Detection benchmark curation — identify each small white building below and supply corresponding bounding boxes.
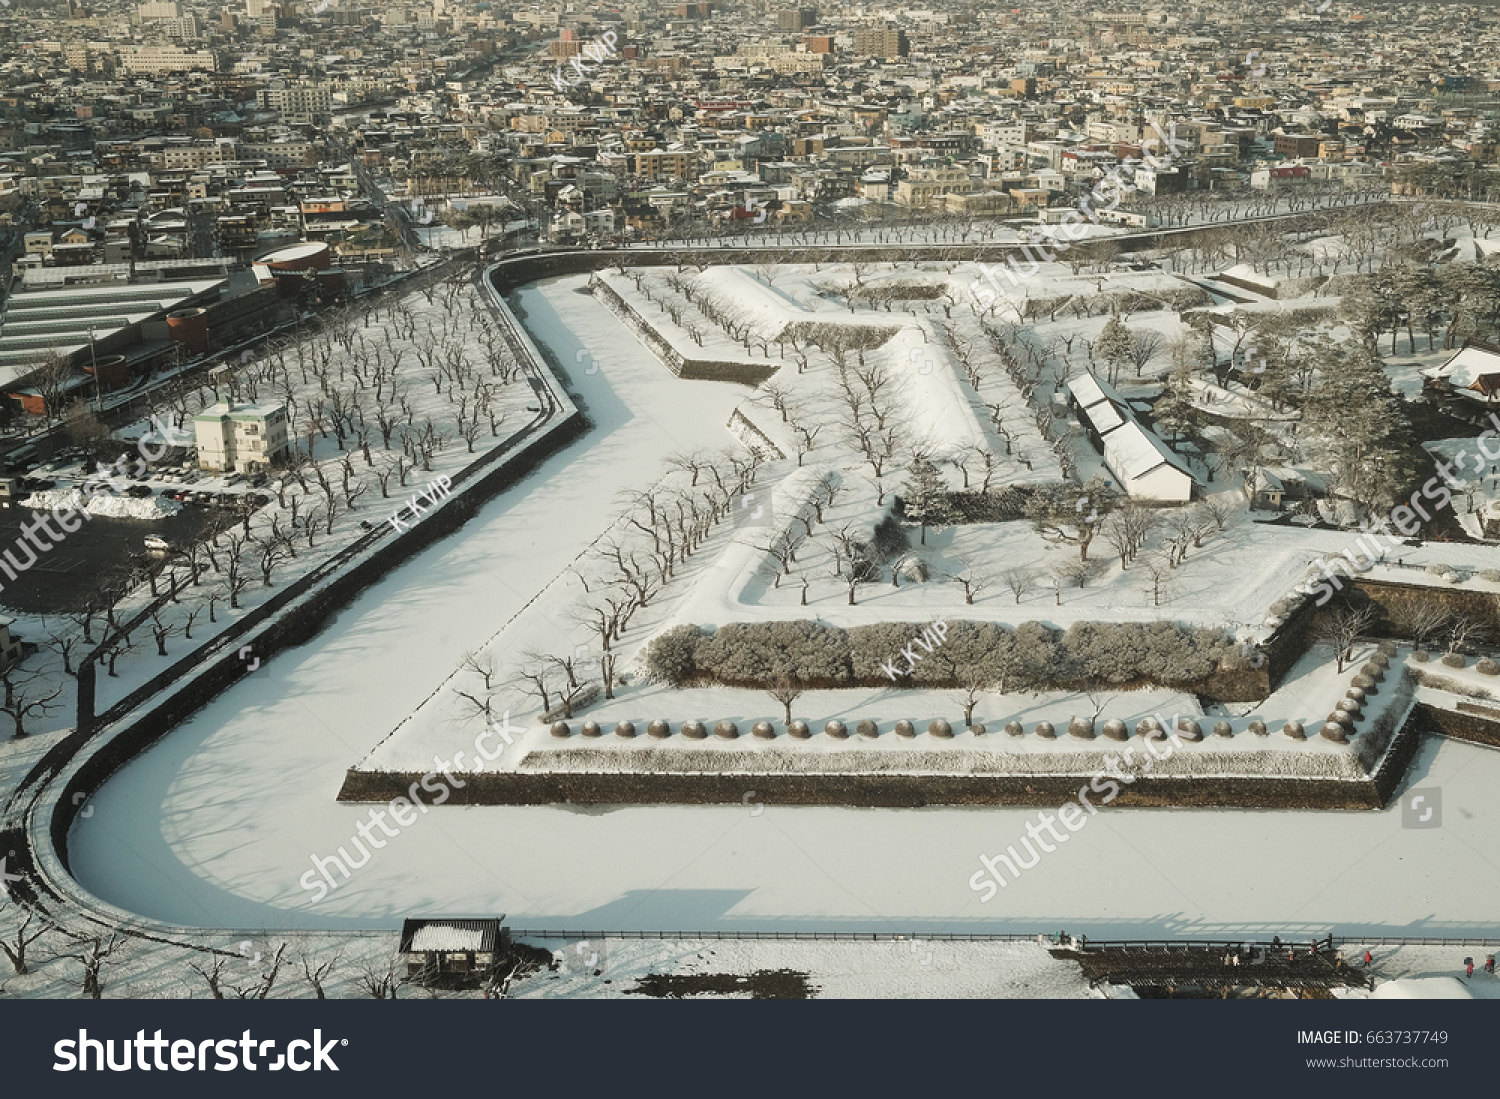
[194,400,290,473]
[0,615,24,672]
[1069,373,1196,503]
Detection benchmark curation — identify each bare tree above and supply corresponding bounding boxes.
[1315,605,1377,672]
[1000,567,1038,605]
[0,900,51,975]
[49,934,127,999]
[0,667,64,737]
[945,558,991,605]
[766,675,804,726]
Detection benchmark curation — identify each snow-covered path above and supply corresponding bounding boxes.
[61,277,1500,938]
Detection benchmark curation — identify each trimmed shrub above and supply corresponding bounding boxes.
[1248,720,1268,736]
[1369,653,1390,669]
[644,624,704,686]
[1378,640,1399,656]
[1283,720,1306,740]
[648,720,672,739]
[893,719,916,737]
[857,719,879,738]
[1335,699,1362,716]
[681,720,707,740]
[1177,719,1203,741]
[1137,717,1161,737]
[1478,658,1500,676]
[1035,721,1056,738]
[1347,687,1366,703]
[1004,721,1024,736]
[581,720,603,738]
[1213,721,1233,738]
[1360,663,1385,681]
[787,720,812,739]
[697,620,852,684]
[615,721,637,738]
[1068,718,1096,740]
[929,719,954,738]
[752,721,776,739]
[1351,674,1377,692]
[1426,563,1450,576]
[550,722,571,738]
[1321,723,1349,742]
[1412,650,1430,663]
[825,720,849,739]
[1442,653,1466,669]
[1482,570,1500,583]
[1102,719,1129,741]
[714,720,740,739]
[969,724,987,736]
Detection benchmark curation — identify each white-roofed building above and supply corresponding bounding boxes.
[1423,341,1500,401]
[1069,372,1196,502]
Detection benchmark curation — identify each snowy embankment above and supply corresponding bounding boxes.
[22,487,182,520]
[394,645,1411,787]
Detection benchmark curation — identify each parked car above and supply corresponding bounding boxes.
[249,473,268,488]
[224,472,245,486]
[143,535,171,553]
[125,485,154,498]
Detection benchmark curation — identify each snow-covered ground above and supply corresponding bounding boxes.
[46,273,1500,941]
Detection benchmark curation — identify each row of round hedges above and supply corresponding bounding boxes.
[548,715,1351,742]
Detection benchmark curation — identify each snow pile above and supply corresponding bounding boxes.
[21,488,182,520]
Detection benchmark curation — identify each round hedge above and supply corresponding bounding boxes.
[968,724,987,736]
[1320,723,1349,742]
[1325,712,1353,728]
[1369,653,1390,669]
[1335,699,1361,715]
[1412,650,1430,663]
[581,720,603,738]
[615,720,637,738]
[1248,719,1268,736]
[648,719,672,738]
[1346,687,1366,703]
[929,719,954,739]
[550,722,571,738]
[894,720,916,738]
[1213,721,1234,738]
[825,720,849,739]
[1442,653,1466,669]
[857,719,879,739]
[1137,717,1162,737]
[1035,721,1057,739]
[1004,721,1024,736]
[714,720,740,739]
[1378,640,1399,656]
[1351,674,1377,692]
[1479,658,1500,676]
[681,720,707,739]
[1283,720,1306,740]
[1068,718,1096,740]
[752,721,776,739]
[1102,719,1129,741]
[787,720,812,739]
[1360,663,1385,680]
[1177,719,1203,741]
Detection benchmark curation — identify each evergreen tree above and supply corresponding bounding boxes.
[901,455,953,545]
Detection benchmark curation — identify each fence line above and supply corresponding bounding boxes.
[506,929,1500,948]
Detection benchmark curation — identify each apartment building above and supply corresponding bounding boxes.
[194,401,290,473]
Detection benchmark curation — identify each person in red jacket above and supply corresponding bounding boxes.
[1363,950,1372,967]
